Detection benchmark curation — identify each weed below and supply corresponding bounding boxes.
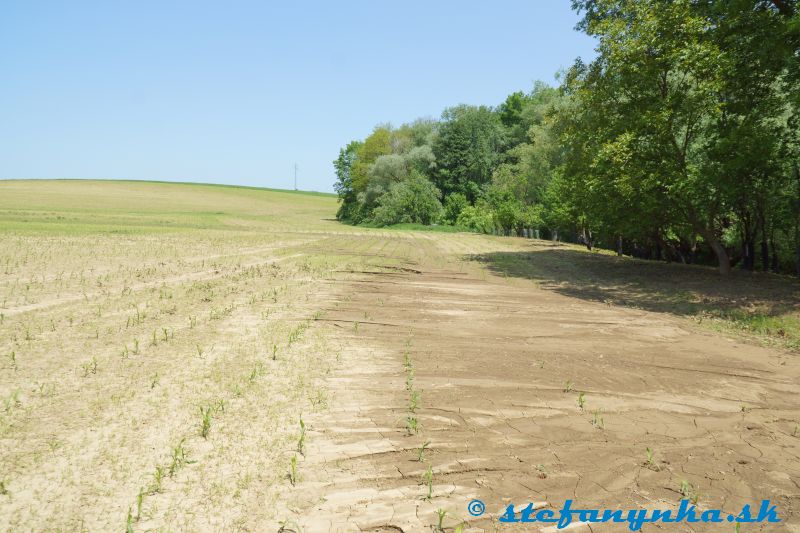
[81,357,98,377]
[200,405,212,439]
[577,392,586,410]
[4,390,21,413]
[740,405,751,413]
[417,440,431,462]
[563,380,574,393]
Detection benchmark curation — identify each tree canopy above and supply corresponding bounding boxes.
[334,0,800,276]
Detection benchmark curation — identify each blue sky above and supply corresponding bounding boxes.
[0,1,597,193]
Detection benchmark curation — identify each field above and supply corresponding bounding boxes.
[1,180,799,532]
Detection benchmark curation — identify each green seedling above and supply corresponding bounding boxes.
[741,405,751,413]
[680,479,691,498]
[169,438,189,476]
[126,507,135,533]
[150,465,165,494]
[644,447,660,471]
[200,406,212,439]
[132,338,140,355]
[272,344,278,360]
[289,455,298,485]
[189,315,197,328]
[406,415,419,435]
[150,373,159,389]
[563,380,574,393]
[121,345,129,358]
[793,424,799,437]
[435,508,447,531]
[418,440,431,462]
[135,487,144,520]
[591,409,604,429]
[353,321,359,333]
[196,344,204,358]
[8,351,16,369]
[405,368,415,391]
[297,416,306,455]
[150,330,157,347]
[577,392,586,410]
[81,357,98,377]
[409,390,420,413]
[422,465,433,501]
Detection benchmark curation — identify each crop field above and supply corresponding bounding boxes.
[1,180,799,532]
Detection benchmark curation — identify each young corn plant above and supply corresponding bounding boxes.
[644,447,660,471]
[409,390,420,413]
[126,508,135,533]
[422,465,433,501]
[563,380,574,393]
[199,406,213,439]
[435,508,447,532]
[417,440,431,462]
[135,487,145,521]
[591,409,605,429]
[406,415,419,435]
[150,465,165,494]
[288,455,298,486]
[577,392,586,410]
[297,415,306,455]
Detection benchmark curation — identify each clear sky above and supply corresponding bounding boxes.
[0,1,597,193]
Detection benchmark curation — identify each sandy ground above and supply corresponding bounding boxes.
[1,217,798,532]
[280,236,800,532]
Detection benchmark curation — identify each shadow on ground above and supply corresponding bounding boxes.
[469,242,800,344]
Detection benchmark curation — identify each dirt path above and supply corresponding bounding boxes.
[284,237,800,532]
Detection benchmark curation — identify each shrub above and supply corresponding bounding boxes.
[372,172,443,226]
[456,204,495,233]
[443,193,468,224]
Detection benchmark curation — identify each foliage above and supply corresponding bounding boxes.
[333,0,800,275]
[372,172,444,226]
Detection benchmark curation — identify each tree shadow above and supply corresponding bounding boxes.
[469,243,800,320]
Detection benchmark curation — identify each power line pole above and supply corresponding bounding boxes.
[294,163,298,191]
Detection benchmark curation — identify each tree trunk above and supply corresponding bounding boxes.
[617,235,623,257]
[708,237,732,275]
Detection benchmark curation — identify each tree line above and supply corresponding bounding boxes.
[334,0,800,276]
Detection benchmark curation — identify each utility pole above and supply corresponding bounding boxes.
[294,163,298,191]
